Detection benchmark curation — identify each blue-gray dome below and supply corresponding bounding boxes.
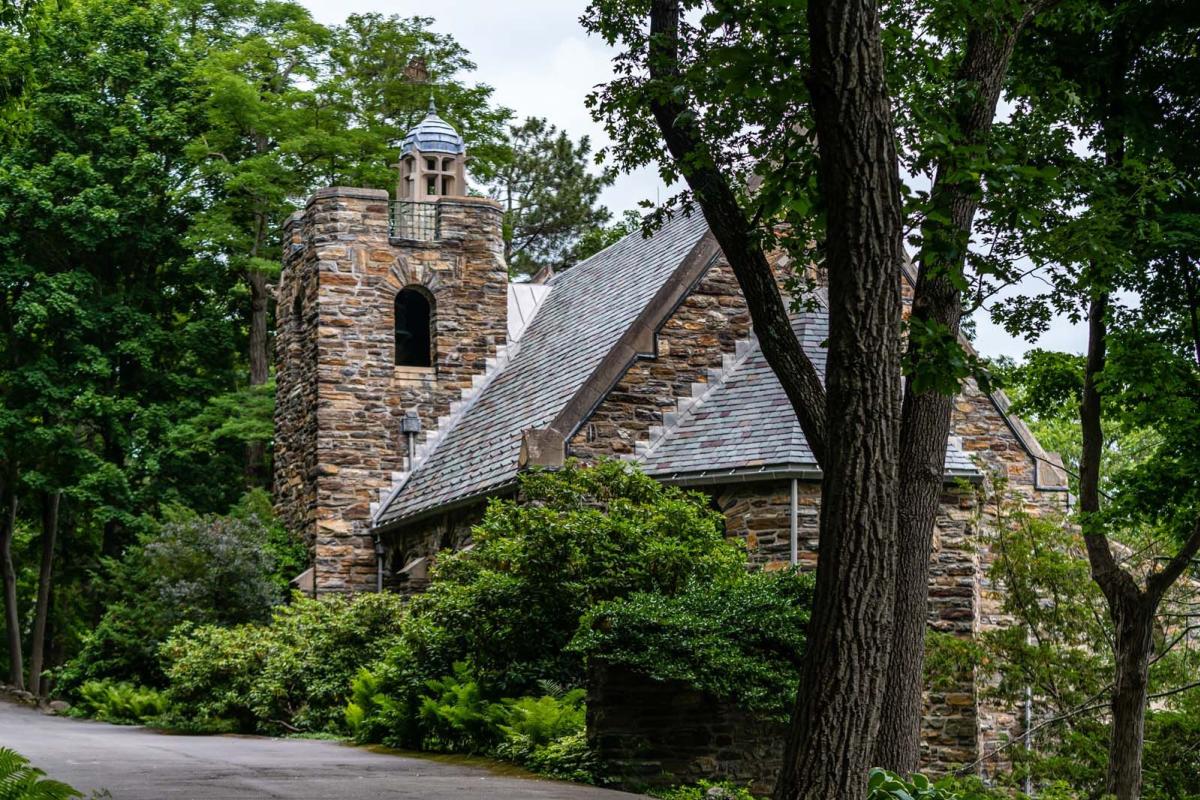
[400,99,466,157]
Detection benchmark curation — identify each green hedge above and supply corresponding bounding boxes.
[571,569,814,720]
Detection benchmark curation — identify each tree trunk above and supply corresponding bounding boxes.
[246,266,270,485]
[1105,592,1155,800]
[773,0,905,795]
[1,487,23,691]
[875,16,1032,771]
[643,2,902,794]
[28,491,59,697]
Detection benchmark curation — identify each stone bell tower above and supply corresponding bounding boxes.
[274,106,507,594]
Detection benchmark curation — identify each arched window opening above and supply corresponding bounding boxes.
[292,289,304,328]
[395,288,433,368]
[441,157,454,171]
[441,176,453,195]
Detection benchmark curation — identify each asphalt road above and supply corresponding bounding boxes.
[0,700,647,799]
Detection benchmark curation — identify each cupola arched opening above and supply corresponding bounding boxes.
[395,287,434,368]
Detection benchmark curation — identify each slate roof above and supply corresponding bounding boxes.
[636,309,979,481]
[400,100,467,156]
[374,210,713,527]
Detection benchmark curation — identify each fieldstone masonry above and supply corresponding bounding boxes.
[274,187,507,594]
[275,178,1069,783]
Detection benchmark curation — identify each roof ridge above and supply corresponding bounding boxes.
[369,341,516,525]
[634,331,760,462]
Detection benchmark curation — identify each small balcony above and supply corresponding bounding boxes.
[390,200,441,241]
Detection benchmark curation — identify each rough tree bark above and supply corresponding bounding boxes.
[875,10,1037,771]
[28,490,59,697]
[1078,291,1200,800]
[771,0,905,795]
[1,485,23,691]
[246,207,271,486]
[646,1,903,795]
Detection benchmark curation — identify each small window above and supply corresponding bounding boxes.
[441,176,453,195]
[442,157,454,171]
[292,290,304,328]
[403,155,414,175]
[395,288,433,368]
[426,176,437,196]
[425,157,437,171]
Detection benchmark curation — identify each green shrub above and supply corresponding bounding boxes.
[510,730,597,784]
[74,681,168,725]
[867,770,957,800]
[498,687,586,747]
[652,780,760,800]
[401,460,745,697]
[160,591,406,734]
[58,494,292,692]
[416,662,505,753]
[0,747,83,799]
[571,569,814,719]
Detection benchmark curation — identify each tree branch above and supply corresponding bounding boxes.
[1148,517,1200,601]
[647,0,828,467]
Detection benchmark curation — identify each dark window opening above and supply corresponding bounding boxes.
[426,176,438,196]
[395,288,433,367]
[292,288,304,328]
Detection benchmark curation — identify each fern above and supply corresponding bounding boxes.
[0,748,83,800]
[498,689,585,747]
[76,681,167,725]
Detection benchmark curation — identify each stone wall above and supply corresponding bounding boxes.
[380,502,489,595]
[567,257,751,460]
[274,187,507,593]
[717,480,821,570]
[587,663,786,796]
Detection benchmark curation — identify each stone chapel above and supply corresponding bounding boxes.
[274,104,1070,781]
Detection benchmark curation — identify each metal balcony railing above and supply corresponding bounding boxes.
[390,200,440,241]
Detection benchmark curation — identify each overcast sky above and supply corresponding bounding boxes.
[301,0,1084,360]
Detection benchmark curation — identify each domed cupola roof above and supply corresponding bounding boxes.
[400,98,466,157]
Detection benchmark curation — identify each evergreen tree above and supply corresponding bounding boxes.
[486,117,614,275]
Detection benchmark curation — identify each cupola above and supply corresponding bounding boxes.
[396,98,467,201]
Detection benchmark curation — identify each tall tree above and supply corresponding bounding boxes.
[0,0,245,683]
[992,2,1200,795]
[583,0,1057,790]
[184,7,513,482]
[486,117,614,275]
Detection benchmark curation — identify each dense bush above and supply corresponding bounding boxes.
[160,591,406,734]
[400,460,745,696]
[345,664,594,780]
[74,681,169,725]
[571,569,814,719]
[57,491,301,691]
[652,780,760,800]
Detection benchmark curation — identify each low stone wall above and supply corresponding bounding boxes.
[587,663,786,796]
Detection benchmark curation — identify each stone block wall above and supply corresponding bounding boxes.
[274,187,507,593]
[380,502,489,595]
[587,663,786,796]
[568,257,751,460]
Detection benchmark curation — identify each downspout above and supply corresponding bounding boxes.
[373,533,384,593]
[790,479,799,566]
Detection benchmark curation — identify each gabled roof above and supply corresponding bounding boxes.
[373,211,714,529]
[635,308,979,483]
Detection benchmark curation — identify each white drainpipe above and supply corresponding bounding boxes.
[790,479,799,566]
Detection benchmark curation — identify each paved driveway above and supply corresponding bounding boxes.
[0,700,646,799]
